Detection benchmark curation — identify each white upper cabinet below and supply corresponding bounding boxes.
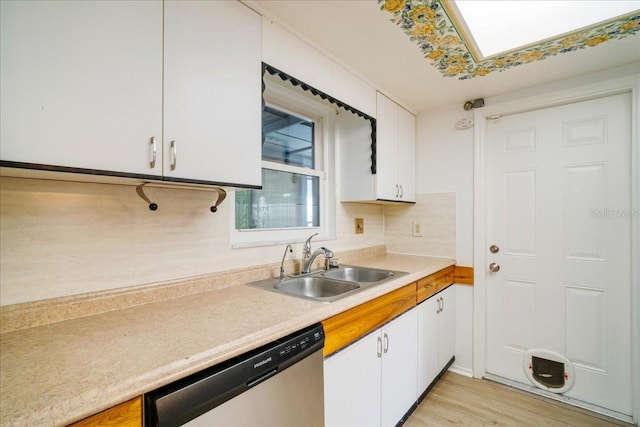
[0,0,163,176]
[396,103,416,201]
[375,92,416,202]
[339,92,415,203]
[1,0,262,188]
[375,93,401,201]
[163,1,261,186]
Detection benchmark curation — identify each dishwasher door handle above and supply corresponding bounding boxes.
[247,368,278,388]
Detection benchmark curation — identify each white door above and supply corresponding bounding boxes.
[163,1,261,186]
[380,308,417,427]
[485,93,633,415]
[324,331,381,427]
[397,106,416,202]
[0,0,163,175]
[375,92,400,200]
[437,287,455,371]
[417,297,439,395]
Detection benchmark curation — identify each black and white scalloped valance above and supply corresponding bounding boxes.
[262,63,377,174]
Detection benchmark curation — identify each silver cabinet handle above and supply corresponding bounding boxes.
[489,262,500,272]
[399,185,403,198]
[170,140,177,171]
[149,136,157,168]
[383,333,389,354]
[395,184,399,198]
[377,336,382,358]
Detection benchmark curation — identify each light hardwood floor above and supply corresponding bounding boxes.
[405,372,633,427]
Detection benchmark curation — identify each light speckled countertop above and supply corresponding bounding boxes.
[0,254,454,427]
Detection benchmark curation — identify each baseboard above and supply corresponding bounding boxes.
[448,364,473,378]
[396,356,456,427]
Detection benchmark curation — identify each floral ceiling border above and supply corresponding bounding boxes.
[379,0,640,79]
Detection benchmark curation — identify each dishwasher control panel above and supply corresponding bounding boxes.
[247,324,324,384]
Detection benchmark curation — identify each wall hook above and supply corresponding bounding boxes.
[210,188,227,213]
[136,184,158,211]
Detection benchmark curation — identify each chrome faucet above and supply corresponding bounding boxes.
[302,233,318,260]
[280,244,293,280]
[301,233,333,274]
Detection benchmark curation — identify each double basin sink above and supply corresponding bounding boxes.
[247,266,407,303]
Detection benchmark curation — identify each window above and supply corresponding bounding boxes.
[231,76,335,247]
[235,106,320,230]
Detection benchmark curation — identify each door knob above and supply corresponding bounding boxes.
[490,245,500,253]
[489,262,500,272]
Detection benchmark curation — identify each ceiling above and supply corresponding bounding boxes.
[246,0,640,114]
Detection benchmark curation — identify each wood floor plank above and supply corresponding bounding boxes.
[405,372,632,427]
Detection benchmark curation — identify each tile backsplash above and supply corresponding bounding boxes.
[384,192,456,258]
[1,177,456,306]
[0,177,385,305]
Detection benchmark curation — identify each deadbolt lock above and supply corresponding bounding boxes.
[489,245,500,253]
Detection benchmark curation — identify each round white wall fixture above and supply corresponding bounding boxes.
[523,349,575,394]
[455,118,474,130]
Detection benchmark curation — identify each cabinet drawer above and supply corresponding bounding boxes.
[416,266,454,303]
[322,283,416,357]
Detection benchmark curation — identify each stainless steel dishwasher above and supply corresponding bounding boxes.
[144,323,325,427]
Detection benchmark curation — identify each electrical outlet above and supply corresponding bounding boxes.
[412,221,423,237]
[355,218,364,234]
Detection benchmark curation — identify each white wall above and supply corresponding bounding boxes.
[415,104,475,375]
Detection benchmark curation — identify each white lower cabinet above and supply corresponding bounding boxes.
[324,308,417,427]
[417,286,455,396]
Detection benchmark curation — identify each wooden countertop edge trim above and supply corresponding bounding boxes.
[454,265,474,285]
[68,396,141,427]
[322,283,417,357]
[323,264,463,357]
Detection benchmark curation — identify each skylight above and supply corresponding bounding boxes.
[453,0,640,58]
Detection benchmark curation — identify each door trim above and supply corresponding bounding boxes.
[472,73,640,422]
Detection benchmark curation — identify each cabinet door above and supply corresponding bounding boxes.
[438,286,456,371]
[381,308,417,427]
[324,331,381,427]
[397,107,416,202]
[0,0,163,175]
[163,1,261,186]
[375,92,399,200]
[417,297,439,395]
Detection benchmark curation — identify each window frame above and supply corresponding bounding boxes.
[230,77,337,248]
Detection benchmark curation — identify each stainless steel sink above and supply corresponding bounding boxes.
[276,276,361,301]
[322,266,395,283]
[246,265,407,303]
